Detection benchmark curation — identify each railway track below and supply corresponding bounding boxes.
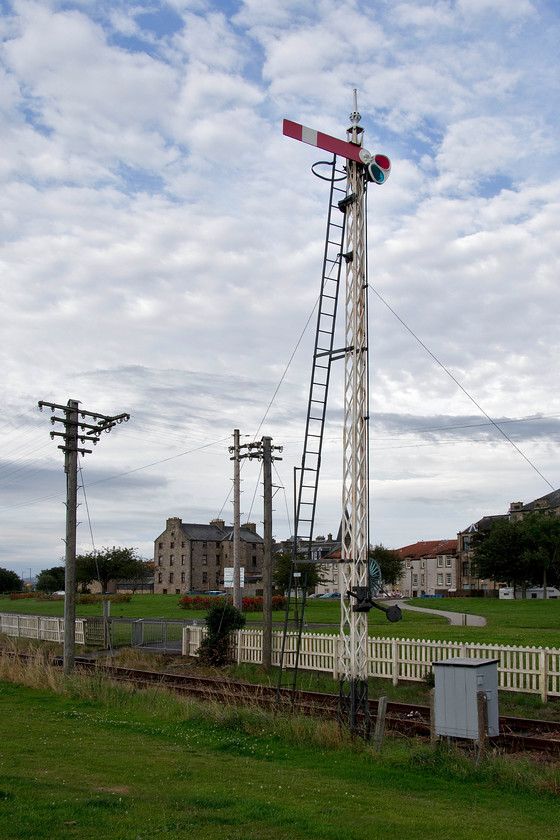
[4,650,560,756]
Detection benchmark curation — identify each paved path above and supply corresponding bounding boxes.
[395,600,487,627]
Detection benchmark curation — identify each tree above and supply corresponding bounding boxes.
[522,513,560,596]
[197,601,246,666]
[272,551,327,593]
[0,568,23,593]
[36,566,66,594]
[75,547,145,593]
[471,518,529,592]
[369,544,404,587]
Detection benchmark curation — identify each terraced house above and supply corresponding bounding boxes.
[153,517,264,595]
[396,540,458,598]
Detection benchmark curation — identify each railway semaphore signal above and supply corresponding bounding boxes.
[277,91,399,738]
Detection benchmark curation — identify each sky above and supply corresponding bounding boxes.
[1,0,560,580]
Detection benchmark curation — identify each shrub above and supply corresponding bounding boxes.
[9,592,36,600]
[179,595,226,611]
[197,602,246,666]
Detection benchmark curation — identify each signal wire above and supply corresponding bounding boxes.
[369,284,555,491]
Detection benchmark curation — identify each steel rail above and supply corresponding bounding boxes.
[3,650,559,755]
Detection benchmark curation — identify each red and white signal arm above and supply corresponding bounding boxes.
[283,118,390,184]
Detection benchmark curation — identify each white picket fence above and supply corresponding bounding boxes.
[183,626,560,702]
[2,612,558,702]
[0,613,86,645]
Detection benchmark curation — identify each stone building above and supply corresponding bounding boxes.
[396,540,457,598]
[456,490,560,595]
[153,517,264,595]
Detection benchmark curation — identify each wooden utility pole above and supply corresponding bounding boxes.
[262,436,273,670]
[229,433,282,665]
[38,399,129,674]
[232,429,242,610]
[64,399,79,674]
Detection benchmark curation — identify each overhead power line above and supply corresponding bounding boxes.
[369,284,556,492]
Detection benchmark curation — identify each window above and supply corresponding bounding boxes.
[181,541,185,548]
[252,556,257,567]
[158,542,163,549]
[169,572,174,584]
[412,574,418,585]
[169,555,174,565]
[437,574,443,585]
[462,536,470,552]
[170,542,174,549]
[446,574,452,585]
[158,557,162,566]
[421,559,425,569]
[216,556,220,566]
[437,558,443,568]
[446,557,452,567]
[405,559,411,569]
[202,556,207,566]
[462,562,469,577]
[181,572,185,584]
[158,572,162,583]
[421,574,425,585]
[181,555,186,565]
[202,541,207,548]
[202,572,207,584]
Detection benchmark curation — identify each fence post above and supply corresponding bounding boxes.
[540,648,548,703]
[392,638,399,686]
[332,635,339,680]
[237,629,243,665]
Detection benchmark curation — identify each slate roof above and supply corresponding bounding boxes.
[395,539,457,560]
[179,523,227,541]
[179,522,263,544]
[520,489,560,513]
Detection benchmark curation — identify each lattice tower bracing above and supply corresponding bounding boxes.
[339,120,370,730]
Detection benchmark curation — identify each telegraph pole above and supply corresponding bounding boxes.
[38,399,130,674]
[262,436,273,670]
[229,433,282,665]
[231,429,242,610]
[64,399,79,672]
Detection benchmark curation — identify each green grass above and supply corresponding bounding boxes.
[0,672,558,840]
[2,595,560,648]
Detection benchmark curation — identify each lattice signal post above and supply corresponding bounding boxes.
[283,94,394,736]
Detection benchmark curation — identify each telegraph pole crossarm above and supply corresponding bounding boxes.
[38,399,130,674]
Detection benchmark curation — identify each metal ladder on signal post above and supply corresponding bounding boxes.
[276,155,350,702]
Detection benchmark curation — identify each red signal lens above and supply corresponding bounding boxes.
[374,154,390,170]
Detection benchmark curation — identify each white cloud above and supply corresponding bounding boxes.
[1,0,559,578]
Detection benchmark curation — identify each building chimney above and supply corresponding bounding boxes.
[242,522,256,534]
[210,518,225,530]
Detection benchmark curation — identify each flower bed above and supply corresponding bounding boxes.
[179,594,286,612]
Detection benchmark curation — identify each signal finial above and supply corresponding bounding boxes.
[349,88,361,126]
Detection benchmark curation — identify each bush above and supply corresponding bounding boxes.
[197,602,246,666]
[9,592,36,600]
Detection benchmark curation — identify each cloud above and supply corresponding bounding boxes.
[1,0,559,577]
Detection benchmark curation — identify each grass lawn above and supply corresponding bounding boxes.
[0,673,558,840]
[2,595,559,648]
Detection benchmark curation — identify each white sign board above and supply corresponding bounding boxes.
[224,567,244,588]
